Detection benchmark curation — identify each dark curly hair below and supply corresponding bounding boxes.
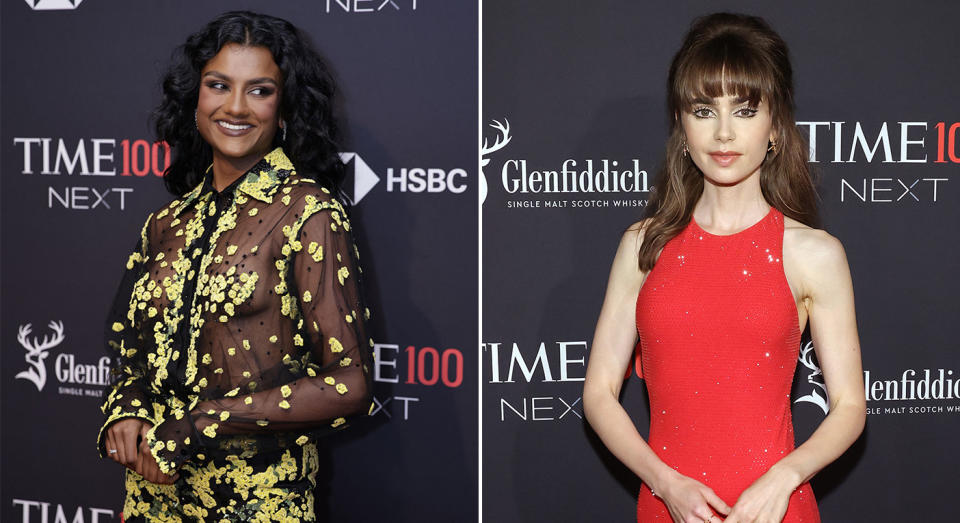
[152,11,344,196]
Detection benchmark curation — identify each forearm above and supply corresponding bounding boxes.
[193,366,372,436]
[98,377,155,457]
[584,387,675,492]
[772,399,865,486]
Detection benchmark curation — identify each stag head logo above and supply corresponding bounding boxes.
[480,118,512,203]
[15,321,65,391]
[794,341,829,415]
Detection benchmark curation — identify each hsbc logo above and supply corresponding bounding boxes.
[340,152,468,201]
[340,152,380,204]
[385,167,468,194]
[24,0,83,10]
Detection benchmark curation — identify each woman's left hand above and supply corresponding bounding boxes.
[135,423,179,485]
[722,465,800,523]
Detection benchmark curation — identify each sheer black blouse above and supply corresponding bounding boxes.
[97,147,374,475]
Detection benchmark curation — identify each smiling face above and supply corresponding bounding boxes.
[197,43,283,167]
[680,94,776,187]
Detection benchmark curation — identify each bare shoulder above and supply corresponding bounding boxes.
[616,218,651,262]
[623,217,651,246]
[608,218,651,285]
[782,216,850,286]
[784,216,845,257]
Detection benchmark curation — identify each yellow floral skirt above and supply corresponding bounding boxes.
[122,439,319,522]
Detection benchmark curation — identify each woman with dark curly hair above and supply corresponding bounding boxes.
[96,11,374,521]
[583,13,865,523]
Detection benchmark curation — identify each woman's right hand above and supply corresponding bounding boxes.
[105,418,145,469]
[104,418,177,485]
[654,469,731,523]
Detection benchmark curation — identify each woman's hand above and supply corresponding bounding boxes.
[722,465,799,523]
[104,418,146,469]
[104,418,178,484]
[135,423,179,485]
[655,469,731,523]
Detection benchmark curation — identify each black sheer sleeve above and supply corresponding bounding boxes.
[97,214,156,457]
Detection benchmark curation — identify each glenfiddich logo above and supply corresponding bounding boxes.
[794,340,960,417]
[480,118,511,203]
[15,321,64,391]
[480,117,652,209]
[14,320,111,397]
[794,341,829,414]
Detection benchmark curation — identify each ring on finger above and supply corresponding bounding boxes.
[108,449,118,454]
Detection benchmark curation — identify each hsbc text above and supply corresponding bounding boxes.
[386,168,468,194]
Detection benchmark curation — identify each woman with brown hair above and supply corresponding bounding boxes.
[583,13,865,523]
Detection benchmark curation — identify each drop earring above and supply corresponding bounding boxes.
[280,120,287,142]
[682,140,688,158]
[767,140,777,153]
[194,110,199,131]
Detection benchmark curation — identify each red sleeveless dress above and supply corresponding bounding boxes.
[634,207,820,522]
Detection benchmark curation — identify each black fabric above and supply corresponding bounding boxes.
[98,147,374,521]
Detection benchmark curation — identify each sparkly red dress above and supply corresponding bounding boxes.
[634,207,820,522]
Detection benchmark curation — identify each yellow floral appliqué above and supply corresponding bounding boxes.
[203,423,219,438]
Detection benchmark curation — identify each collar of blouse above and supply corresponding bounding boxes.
[172,146,294,217]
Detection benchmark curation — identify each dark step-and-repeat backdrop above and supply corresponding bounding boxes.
[482,1,957,522]
[2,1,958,522]
[1,1,476,522]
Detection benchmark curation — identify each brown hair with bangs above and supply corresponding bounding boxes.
[637,12,819,271]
